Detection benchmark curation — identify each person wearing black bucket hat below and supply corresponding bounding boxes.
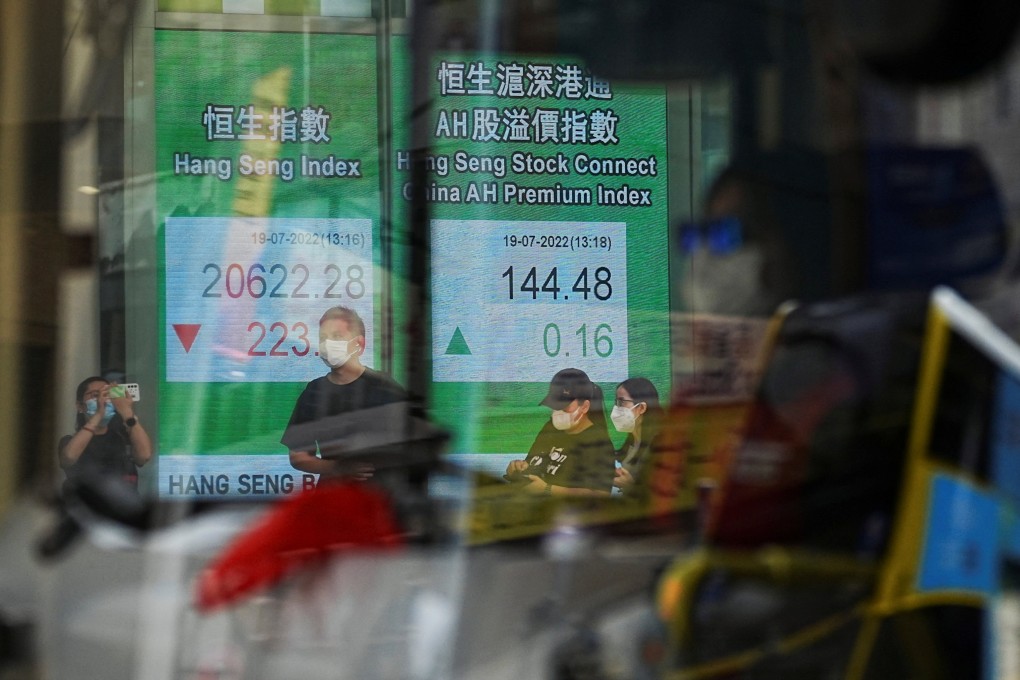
[504,368,617,496]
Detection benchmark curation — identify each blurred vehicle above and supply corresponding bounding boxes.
[656,286,1020,678]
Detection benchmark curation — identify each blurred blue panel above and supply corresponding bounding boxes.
[918,473,998,594]
[867,146,1006,290]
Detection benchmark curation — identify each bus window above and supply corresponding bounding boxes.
[928,330,996,480]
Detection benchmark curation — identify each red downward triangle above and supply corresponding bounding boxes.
[173,324,202,353]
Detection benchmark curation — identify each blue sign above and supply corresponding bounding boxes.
[918,473,998,594]
[867,146,1006,290]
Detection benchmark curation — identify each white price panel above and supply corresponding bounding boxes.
[165,217,374,382]
[432,219,628,383]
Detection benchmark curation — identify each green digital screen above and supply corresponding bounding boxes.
[155,29,381,497]
[409,56,670,461]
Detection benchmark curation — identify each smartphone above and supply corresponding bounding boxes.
[110,383,141,401]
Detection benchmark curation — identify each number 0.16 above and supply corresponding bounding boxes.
[543,322,613,358]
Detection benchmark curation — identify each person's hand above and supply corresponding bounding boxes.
[614,466,635,489]
[86,386,110,429]
[349,462,375,481]
[109,383,134,418]
[506,459,529,476]
[335,461,375,481]
[521,475,548,495]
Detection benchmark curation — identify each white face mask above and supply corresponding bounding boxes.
[320,338,357,368]
[610,404,638,433]
[681,246,773,316]
[85,398,116,426]
[551,408,578,431]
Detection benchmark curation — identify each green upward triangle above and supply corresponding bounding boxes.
[444,327,472,355]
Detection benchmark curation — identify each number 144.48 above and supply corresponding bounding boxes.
[501,266,613,301]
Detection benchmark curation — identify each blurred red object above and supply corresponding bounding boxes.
[195,482,403,612]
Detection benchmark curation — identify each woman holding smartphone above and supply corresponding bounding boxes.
[505,368,616,496]
[58,376,152,487]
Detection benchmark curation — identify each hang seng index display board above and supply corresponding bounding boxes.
[414,56,670,458]
[156,29,381,499]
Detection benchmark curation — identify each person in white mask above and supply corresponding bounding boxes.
[504,368,616,496]
[677,167,796,318]
[610,377,663,495]
[281,306,407,480]
[59,376,152,488]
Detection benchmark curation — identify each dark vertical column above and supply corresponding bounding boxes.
[0,0,64,506]
[99,108,126,378]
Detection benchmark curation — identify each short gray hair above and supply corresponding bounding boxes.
[318,306,365,337]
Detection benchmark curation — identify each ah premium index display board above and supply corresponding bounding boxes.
[409,56,670,463]
[155,29,381,498]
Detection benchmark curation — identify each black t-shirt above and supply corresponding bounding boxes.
[281,369,408,455]
[522,421,616,492]
[59,421,137,484]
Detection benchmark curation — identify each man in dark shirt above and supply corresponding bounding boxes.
[281,306,407,480]
[506,368,617,495]
[522,420,617,493]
